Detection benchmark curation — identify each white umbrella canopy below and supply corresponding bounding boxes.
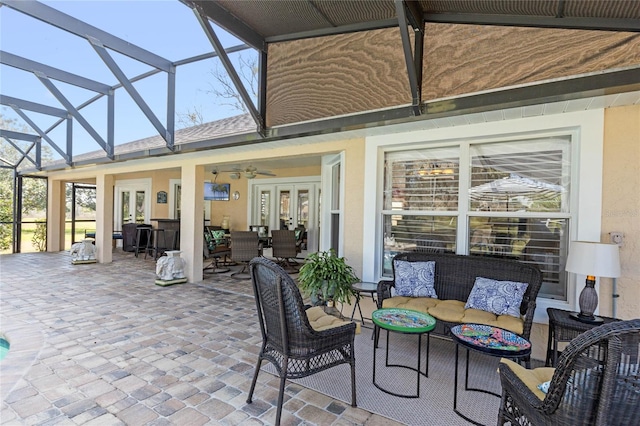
[469,173,564,211]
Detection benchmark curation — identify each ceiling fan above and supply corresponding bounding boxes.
[214,165,276,179]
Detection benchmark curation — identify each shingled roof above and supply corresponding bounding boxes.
[48,114,255,165]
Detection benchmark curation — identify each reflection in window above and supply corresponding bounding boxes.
[279,191,290,229]
[382,136,572,300]
[135,191,145,223]
[260,191,271,226]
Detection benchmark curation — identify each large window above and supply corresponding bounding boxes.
[382,136,572,300]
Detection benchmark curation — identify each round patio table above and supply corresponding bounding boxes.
[371,308,436,398]
[451,324,531,426]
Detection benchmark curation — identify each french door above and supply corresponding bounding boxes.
[251,178,320,252]
[114,179,151,231]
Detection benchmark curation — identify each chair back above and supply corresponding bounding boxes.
[271,230,299,258]
[231,231,261,262]
[549,319,640,425]
[249,257,313,355]
[414,234,447,253]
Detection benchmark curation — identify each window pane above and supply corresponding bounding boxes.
[260,191,270,226]
[382,214,456,276]
[121,192,130,223]
[468,217,569,299]
[279,191,290,229]
[135,191,145,223]
[385,148,460,211]
[297,190,309,228]
[470,138,570,213]
[331,163,340,210]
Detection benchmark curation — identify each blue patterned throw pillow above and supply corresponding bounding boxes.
[394,260,437,298]
[464,277,529,318]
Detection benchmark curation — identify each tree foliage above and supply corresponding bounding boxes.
[207,54,259,114]
[0,114,52,250]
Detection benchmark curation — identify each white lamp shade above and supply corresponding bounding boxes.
[565,241,621,278]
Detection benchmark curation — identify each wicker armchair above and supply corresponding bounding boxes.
[246,257,357,426]
[271,230,301,270]
[498,319,640,426]
[230,231,262,277]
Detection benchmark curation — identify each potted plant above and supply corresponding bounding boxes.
[298,249,359,306]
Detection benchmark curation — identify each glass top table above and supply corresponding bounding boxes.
[450,324,531,426]
[372,308,436,333]
[372,308,436,398]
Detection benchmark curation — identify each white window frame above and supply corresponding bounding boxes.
[362,110,605,323]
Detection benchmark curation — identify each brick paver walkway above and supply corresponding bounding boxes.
[0,251,398,425]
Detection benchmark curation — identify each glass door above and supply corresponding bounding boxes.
[114,179,151,232]
[277,185,312,231]
[120,190,146,224]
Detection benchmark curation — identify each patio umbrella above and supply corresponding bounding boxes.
[469,173,564,210]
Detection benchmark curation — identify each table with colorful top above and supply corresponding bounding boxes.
[371,308,436,398]
[450,324,532,426]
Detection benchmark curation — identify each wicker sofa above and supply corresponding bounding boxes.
[377,252,543,339]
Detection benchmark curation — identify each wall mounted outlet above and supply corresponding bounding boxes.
[610,232,624,247]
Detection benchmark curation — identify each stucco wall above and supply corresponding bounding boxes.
[601,104,640,320]
[527,104,640,361]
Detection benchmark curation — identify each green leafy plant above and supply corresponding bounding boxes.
[298,249,359,305]
[31,220,47,252]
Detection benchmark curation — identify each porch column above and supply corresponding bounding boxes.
[180,164,204,283]
[96,173,114,263]
[47,178,65,252]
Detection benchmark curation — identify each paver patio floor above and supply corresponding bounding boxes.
[0,251,398,426]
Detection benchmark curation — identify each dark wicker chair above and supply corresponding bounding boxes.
[246,257,356,426]
[498,319,640,426]
[271,230,301,271]
[230,231,261,278]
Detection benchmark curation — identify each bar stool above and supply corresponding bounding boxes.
[134,227,152,258]
[145,228,167,260]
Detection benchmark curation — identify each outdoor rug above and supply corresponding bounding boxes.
[265,329,503,425]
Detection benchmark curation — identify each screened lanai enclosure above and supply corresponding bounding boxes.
[1,0,639,255]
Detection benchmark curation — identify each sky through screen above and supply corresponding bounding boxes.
[0,0,255,158]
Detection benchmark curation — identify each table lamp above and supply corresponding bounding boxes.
[565,241,620,324]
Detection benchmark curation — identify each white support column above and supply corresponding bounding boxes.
[96,173,114,263]
[47,178,66,252]
[180,164,204,283]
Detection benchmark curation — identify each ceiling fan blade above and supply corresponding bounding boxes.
[256,171,276,176]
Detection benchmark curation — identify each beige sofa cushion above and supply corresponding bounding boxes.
[382,296,524,335]
[306,306,361,334]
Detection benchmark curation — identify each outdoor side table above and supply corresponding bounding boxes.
[546,307,619,367]
[349,282,378,328]
[372,308,436,398]
[451,324,531,426]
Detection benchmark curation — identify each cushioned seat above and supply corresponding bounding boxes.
[383,296,524,335]
[499,359,555,401]
[306,306,361,334]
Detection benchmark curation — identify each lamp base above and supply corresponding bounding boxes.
[570,312,604,324]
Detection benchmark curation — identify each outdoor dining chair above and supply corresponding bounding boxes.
[271,229,300,271]
[203,228,231,273]
[246,257,356,425]
[498,318,640,426]
[229,231,261,278]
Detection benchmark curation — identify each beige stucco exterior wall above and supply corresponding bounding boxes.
[601,104,640,320]
[526,104,640,361]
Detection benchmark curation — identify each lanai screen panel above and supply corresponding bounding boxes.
[422,24,640,101]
